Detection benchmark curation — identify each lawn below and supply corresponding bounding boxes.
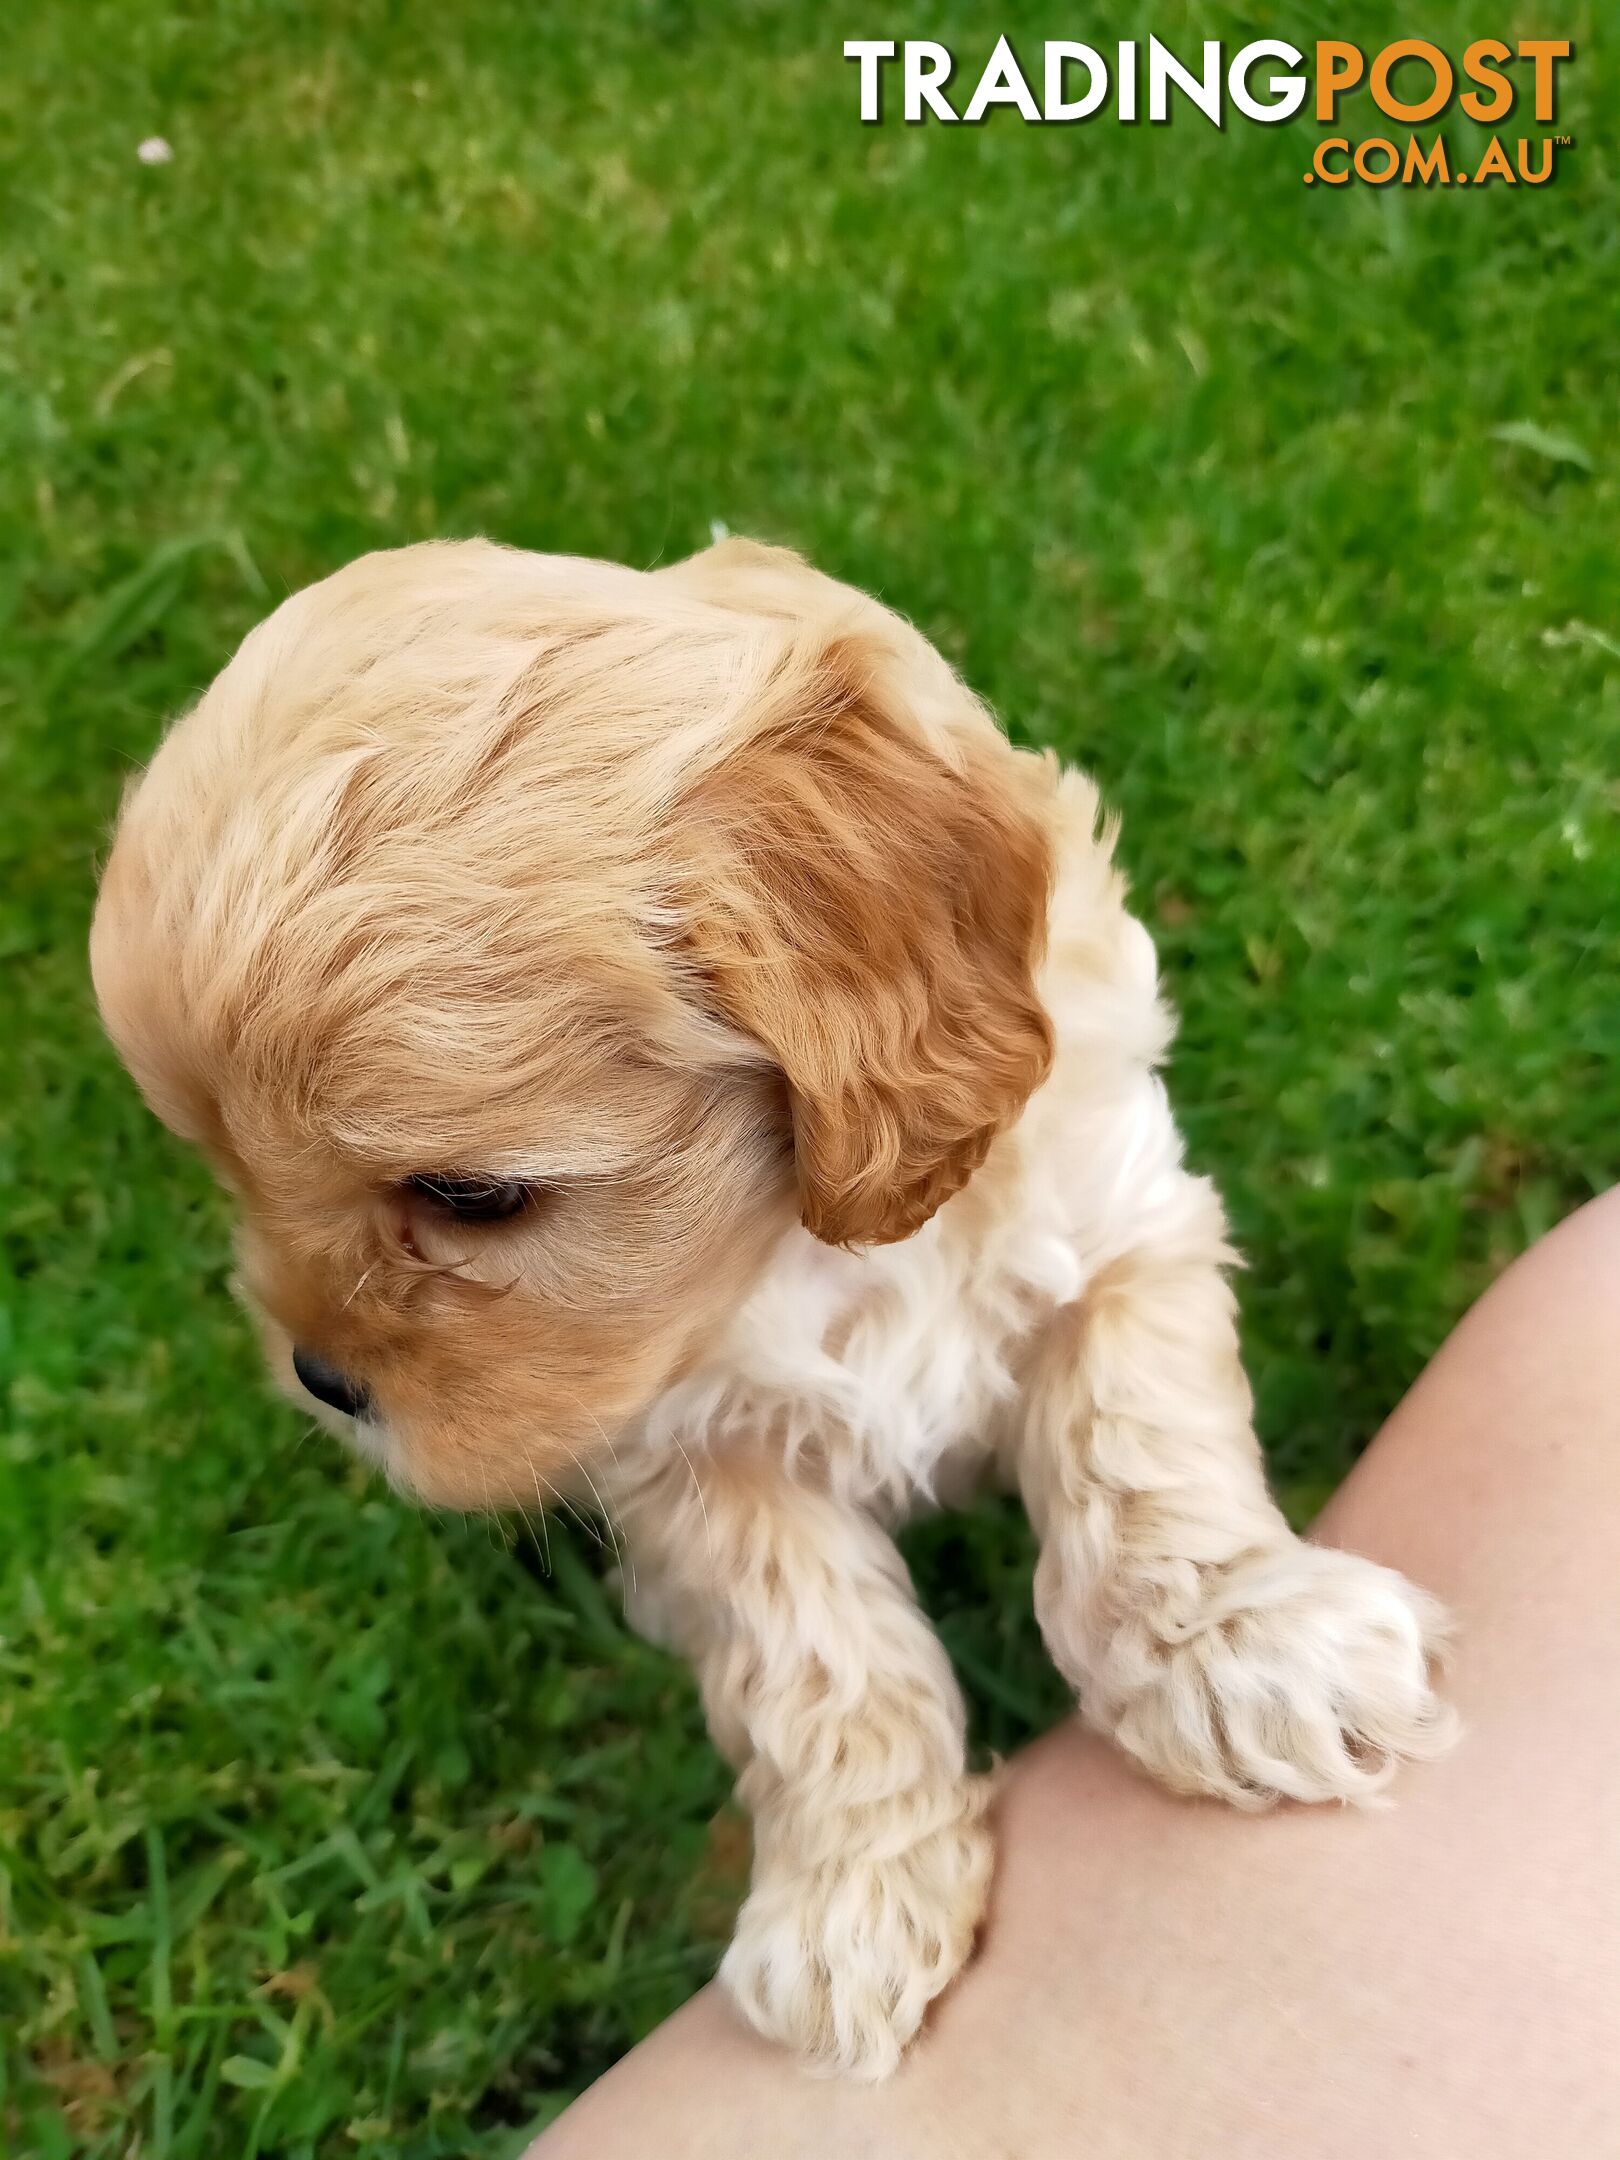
[1,0,1614,2152]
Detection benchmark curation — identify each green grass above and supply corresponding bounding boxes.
[2,0,1614,2151]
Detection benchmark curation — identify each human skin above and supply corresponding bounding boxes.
[531,1185,1620,2159]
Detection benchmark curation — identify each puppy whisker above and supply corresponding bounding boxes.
[559,1439,633,1603]
[554,1407,638,1605]
[670,1437,714,1579]
[524,1449,555,1579]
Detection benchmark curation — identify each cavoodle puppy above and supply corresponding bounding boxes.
[91,538,1454,2077]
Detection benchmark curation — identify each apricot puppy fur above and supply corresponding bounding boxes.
[91,538,1454,2077]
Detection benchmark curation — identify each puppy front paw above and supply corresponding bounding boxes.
[1099,1541,1456,1807]
[719,1778,994,2080]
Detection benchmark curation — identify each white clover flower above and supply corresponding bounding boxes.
[137,137,174,165]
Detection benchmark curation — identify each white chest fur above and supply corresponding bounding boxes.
[638,1182,1087,1516]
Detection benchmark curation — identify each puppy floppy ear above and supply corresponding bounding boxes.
[673,627,1055,1247]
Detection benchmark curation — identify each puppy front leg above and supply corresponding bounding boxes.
[619,1459,991,2079]
[1020,1156,1455,1806]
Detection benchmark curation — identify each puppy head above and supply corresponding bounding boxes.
[90,538,1054,1507]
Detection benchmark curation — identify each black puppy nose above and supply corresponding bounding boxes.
[292,1347,372,1420]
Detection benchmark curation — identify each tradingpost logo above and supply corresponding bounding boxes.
[844,37,1575,188]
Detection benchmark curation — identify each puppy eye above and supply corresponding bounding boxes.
[405,1173,532,1223]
